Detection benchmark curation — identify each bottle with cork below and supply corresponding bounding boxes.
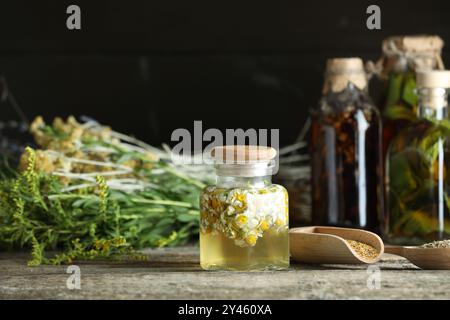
[386,70,450,245]
[310,58,384,234]
[371,35,445,158]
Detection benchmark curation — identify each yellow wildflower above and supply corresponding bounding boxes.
[236,215,248,225]
[260,220,269,231]
[245,234,257,246]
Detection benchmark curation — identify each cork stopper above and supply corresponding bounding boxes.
[323,58,367,94]
[383,35,444,55]
[416,70,450,110]
[417,70,450,89]
[211,145,277,163]
[380,35,445,75]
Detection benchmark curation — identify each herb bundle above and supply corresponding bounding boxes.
[0,116,211,266]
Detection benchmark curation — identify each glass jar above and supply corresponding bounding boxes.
[199,145,289,271]
[375,35,444,159]
[311,58,384,233]
[386,71,450,245]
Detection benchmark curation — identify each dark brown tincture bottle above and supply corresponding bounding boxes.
[311,58,384,234]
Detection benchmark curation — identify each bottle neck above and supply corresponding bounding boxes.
[216,175,272,188]
[417,88,449,120]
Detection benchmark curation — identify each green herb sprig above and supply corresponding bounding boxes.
[0,117,209,266]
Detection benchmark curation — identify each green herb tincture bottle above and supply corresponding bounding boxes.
[377,35,444,160]
[387,70,450,245]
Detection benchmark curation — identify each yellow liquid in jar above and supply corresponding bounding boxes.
[200,229,289,271]
[200,184,289,271]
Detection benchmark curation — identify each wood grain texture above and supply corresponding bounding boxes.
[1,246,450,299]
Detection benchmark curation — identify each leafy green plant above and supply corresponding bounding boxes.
[0,117,209,266]
[388,118,450,239]
[383,71,418,121]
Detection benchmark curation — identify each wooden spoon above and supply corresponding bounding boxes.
[290,226,384,264]
[384,245,450,270]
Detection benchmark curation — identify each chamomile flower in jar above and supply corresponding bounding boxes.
[200,145,289,271]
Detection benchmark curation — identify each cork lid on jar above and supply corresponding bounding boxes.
[375,35,445,79]
[416,70,450,89]
[211,145,278,177]
[383,35,444,55]
[211,145,277,164]
[323,57,367,94]
[326,58,365,74]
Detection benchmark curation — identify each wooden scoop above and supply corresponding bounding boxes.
[290,226,384,264]
[384,245,450,270]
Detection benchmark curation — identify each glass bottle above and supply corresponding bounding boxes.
[311,58,384,233]
[375,35,444,159]
[199,145,289,271]
[386,70,450,245]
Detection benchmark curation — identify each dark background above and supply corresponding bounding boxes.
[0,0,449,146]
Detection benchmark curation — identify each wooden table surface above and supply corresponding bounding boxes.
[1,246,450,299]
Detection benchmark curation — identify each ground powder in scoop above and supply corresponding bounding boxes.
[345,240,379,260]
